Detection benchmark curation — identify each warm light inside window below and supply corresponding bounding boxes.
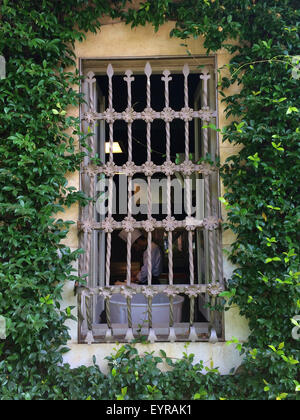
[105,142,123,154]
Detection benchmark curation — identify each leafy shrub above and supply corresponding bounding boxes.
[0,0,299,400]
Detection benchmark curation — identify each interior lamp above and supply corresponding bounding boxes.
[105,142,123,154]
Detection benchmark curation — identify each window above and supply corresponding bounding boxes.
[78,57,224,344]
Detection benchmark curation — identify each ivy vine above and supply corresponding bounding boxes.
[0,0,299,400]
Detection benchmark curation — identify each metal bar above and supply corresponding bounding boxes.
[145,62,152,162]
[98,84,106,288]
[80,73,98,295]
[78,284,208,296]
[126,176,133,286]
[168,230,173,286]
[126,230,132,286]
[105,233,112,287]
[125,297,134,342]
[95,219,205,230]
[147,176,153,286]
[124,69,134,162]
[185,176,195,286]
[84,181,93,284]
[84,293,95,344]
[105,295,113,341]
[188,231,194,285]
[218,228,224,286]
[105,175,114,287]
[84,109,217,123]
[147,296,157,343]
[107,64,114,163]
[201,69,217,284]
[183,64,190,161]
[123,69,136,286]
[188,296,198,342]
[85,162,217,176]
[168,293,176,342]
[162,69,172,160]
[104,65,115,288]
[208,297,218,344]
[147,230,152,286]
[161,69,175,288]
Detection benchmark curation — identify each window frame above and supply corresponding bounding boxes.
[77,56,225,344]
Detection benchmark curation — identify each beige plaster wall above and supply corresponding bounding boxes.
[61,20,250,373]
[63,341,244,376]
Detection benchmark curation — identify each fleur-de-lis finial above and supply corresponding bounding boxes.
[145,62,152,78]
[124,69,135,85]
[107,64,114,110]
[200,67,211,81]
[183,64,190,77]
[86,71,96,84]
[124,69,135,109]
[107,64,114,78]
[162,69,172,83]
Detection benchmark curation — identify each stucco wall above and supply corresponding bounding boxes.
[61,20,250,374]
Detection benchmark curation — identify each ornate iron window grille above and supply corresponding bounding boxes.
[78,60,224,344]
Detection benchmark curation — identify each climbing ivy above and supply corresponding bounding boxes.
[0,0,299,400]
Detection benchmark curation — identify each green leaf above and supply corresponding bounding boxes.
[291,318,300,328]
[286,106,299,115]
